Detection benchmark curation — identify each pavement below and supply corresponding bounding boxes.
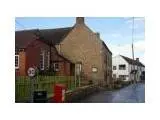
[80,83,145,103]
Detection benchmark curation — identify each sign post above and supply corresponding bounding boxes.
[27,67,36,103]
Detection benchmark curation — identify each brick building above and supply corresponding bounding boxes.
[56,17,112,86]
[15,29,74,76]
[15,17,112,86]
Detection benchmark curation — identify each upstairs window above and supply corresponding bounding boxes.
[119,64,126,70]
[15,55,19,69]
[113,66,116,70]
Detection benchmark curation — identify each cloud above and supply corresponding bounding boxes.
[126,17,145,30]
[108,40,145,63]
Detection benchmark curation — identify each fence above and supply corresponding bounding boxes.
[15,76,75,102]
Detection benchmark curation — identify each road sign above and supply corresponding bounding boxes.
[27,67,35,77]
[27,67,36,102]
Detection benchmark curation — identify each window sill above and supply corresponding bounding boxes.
[15,67,19,70]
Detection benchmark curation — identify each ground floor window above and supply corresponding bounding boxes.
[46,52,50,69]
[119,75,128,80]
[40,50,45,70]
[15,55,19,69]
[54,63,59,71]
[75,63,82,75]
[113,74,116,78]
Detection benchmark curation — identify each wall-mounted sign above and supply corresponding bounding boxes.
[92,67,98,73]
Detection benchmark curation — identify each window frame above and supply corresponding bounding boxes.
[46,51,50,69]
[15,55,19,69]
[54,63,59,71]
[119,75,126,80]
[113,66,116,70]
[119,64,126,70]
[40,50,45,70]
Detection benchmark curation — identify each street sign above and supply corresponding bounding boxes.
[27,67,35,77]
[27,67,36,102]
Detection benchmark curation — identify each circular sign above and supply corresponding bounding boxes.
[27,67,36,77]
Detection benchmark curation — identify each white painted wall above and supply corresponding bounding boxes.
[112,55,145,82]
[112,55,129,81]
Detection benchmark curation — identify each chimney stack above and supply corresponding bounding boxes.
[76,17,84,24]
[95,32,100,39]
[136,58,139,62]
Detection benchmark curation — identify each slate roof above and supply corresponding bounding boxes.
[15,29,37,49]
[120,55,145,67]
[15,27,73,49]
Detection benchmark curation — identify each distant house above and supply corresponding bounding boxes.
[112,55,145,82]
[15,17,112,86]
[15,30,74,76]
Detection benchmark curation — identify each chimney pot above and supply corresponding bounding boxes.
[136,58,139,62]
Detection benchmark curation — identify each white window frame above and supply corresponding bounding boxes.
[40,50,45,70]
[54,63,59,71]
[15,55,19,69]
[113,66,116,70]
[47,51,50,69]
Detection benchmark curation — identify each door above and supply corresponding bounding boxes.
[75,63,82,87]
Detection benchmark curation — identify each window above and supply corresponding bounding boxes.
[54,63,59,71]
[113,66,116,70]
[119,64,126,70]
[15,55,19,69]
[76,63,82,75]
[119,75,127,80]
[92,67,98,73]
[40,50,45,70]
[113,74,116,78]
[46,52,50,69]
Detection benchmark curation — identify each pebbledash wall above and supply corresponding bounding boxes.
[56,18,112,85]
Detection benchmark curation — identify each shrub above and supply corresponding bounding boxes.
[38,70,56,76]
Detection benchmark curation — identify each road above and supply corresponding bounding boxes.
[80,83,145,103]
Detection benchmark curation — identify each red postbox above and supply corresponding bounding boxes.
[53,84,66,103]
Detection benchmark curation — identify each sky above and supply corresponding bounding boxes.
[15,17,145,64]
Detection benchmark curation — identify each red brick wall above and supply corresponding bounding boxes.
[15,51,26,76]
[55,62,71,76]
[65,62,71,76]
[25,40,45,72]
[16,39,72,76]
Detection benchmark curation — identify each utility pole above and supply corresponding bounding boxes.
[131,17,136,84]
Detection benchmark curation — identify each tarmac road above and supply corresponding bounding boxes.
[80,83,145,103]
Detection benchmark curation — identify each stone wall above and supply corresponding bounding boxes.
[65,85,99,102]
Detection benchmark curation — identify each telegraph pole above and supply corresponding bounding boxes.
[131,17,136,84]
